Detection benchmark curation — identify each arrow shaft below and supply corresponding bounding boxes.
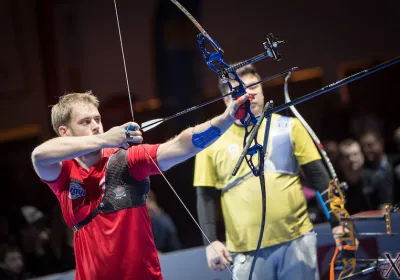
[336,259,388,264]
[309,232,400,236]
[340,215,385,221]
[141,92,232,131]
[246,67,298,88]
[338,266,378,280]
[142,67,300,131]
[142,55,400,132]
[269,56,400,115]
[163,93,228,122]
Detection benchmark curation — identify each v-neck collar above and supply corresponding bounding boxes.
[73,149,110,174]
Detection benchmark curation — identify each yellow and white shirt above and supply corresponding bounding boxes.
[193,114,321,252]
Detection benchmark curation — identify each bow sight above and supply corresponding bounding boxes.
[218,33,285,78]
[264,33,285,60]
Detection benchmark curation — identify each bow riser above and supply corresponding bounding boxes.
[197,33,258,128]
[328,180,357,279]
[170,3,285,280]
[196,32,285,130]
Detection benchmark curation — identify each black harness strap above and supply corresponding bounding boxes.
[72,208,100,232]
[71,149,150,232]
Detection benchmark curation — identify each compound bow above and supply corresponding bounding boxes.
[111,1,400,279]
[169,1,286,279]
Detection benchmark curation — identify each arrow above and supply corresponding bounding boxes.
[143,54,400,132]
[267,55,400,116]
[140,67,298,132]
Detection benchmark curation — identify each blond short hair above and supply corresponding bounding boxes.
[51,91,99,136]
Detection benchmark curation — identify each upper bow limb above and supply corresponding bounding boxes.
[292,118,343,230]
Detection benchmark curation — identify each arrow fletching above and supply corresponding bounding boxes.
[141,118,164,132]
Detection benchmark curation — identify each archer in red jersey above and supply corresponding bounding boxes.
[31,91,252,279]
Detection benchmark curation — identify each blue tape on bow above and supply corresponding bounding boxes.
[316,191,330,221]
[192,126,221,149]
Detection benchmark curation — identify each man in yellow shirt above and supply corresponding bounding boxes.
[193,64,344,279]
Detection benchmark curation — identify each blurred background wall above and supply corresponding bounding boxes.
[1,0,399,252]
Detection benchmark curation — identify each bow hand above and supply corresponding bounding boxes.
[332,226,359,251]
[102,122,143,149]
[231,93,257,120]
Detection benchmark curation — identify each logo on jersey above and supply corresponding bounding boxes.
[113,186,126,199]
[68,182,86,199]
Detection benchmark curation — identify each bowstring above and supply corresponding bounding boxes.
[112,0,235,277]
[112,0,134,121]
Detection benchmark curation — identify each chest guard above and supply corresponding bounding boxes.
[72,149,150,231]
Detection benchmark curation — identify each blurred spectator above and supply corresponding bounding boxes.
[322,140,340,171]
[0,216,10,244]
[147,190,181,253]
[0,242,29,280]
[392,126,400,204]
[359,130,394,210]
[338,139,366,214]
[18,206,57,277]
[394,127,400,153]
[50,205,75,273]
[350,113,383,140]
[339,139,365,185]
